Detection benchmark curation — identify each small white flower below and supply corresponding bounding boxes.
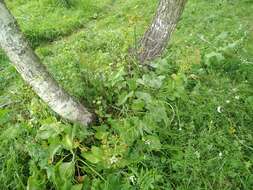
[235,95,240,100]
[226,100,230,104]
[129,175,136,184]
[179,127,182,131]
[110,155,118,164]
[232,88,237,92]
[195,151,200,159]
[217,106,222,113]
[219,152,223,157]
[145,140,151,145]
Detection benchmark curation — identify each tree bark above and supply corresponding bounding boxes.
[138,0,187,63]
[0,1,93,126]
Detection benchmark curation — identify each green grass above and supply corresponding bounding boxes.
[0,0,253,189]
[6,0,114,48]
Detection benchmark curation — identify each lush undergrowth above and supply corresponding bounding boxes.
[0,0,253,189]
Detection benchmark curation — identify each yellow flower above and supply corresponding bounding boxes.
[229,127,236,134]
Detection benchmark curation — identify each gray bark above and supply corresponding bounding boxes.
[138,0,187,63]
[0,2,93,126]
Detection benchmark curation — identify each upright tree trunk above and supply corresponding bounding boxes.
[0,2,93,126]
[138,0,187,63]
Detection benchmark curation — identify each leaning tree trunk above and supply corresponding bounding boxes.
[0,2,93,126]
[138,0,187,63]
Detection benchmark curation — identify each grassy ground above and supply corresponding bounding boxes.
[0,0,253,189]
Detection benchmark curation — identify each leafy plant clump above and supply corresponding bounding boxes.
[0,0,253,189]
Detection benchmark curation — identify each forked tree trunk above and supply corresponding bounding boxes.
[138,0,187,63]
[0,2,93,126]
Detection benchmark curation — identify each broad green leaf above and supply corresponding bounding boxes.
[127,79,138,90]
[82,146,104,164]
[135,91,152,103]
[146,101,169,125]
[205,52,225,66]
[111,118,141,145]
[26,165,46,190]
[48,139,62,161]
[36,123,63,140]
[83,153,101,164]
[137,74,165,89]
[59,161,75,180]
[27,175,46,190]
[131,99,145,111]
[71,184,83,190]
[117,91,134,106]
[95,130,109,140]
[62,134,74,150]
[1,124,22,139]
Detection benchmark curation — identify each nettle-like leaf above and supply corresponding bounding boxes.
[95,125,109,140]
[150,58,174,74]
[27,175,46,190]
[59,161,75,180]
[141,115,158,133]
[82,146,104,164]
[49,161,75,190]
[146,101,169,125]
[204,51,225,66]
[62,134,74,150]
[131,99,145,111]
[135,91,152,104]
[48,137,63,162]
[71,184,83,190]
[67,124,91,142]
[117,91,134,106]
[1,124,24,140]
[127,78,138,91]
[164,73,187,101]
[111,118,142,145]
[36,123,63,140]
[27,162,47,190]
[137,73,165,89]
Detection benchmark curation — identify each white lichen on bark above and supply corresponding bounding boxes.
[0,2,93,126]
